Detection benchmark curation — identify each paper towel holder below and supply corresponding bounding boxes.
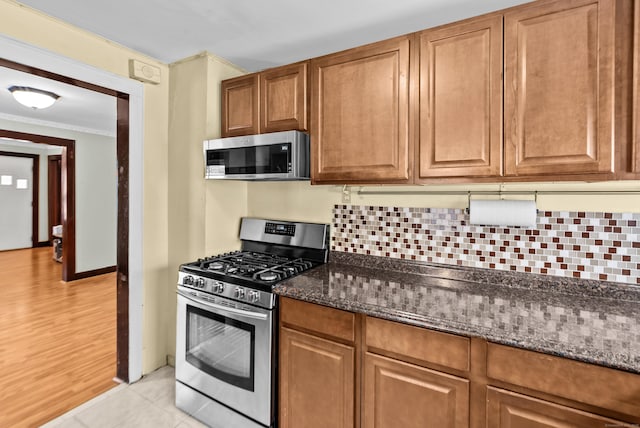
[466,191,538,214]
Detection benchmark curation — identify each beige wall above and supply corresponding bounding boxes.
[247,181,640,224]
[1,0,170,373]
[167,53,245,362]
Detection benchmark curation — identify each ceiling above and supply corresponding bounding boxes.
[17,0,531,72]
[0,66,116,136]
[3,0,531,134]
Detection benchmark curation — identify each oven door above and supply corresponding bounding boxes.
[176,288,274,426]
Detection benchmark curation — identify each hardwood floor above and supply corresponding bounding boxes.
[0,247,117,427]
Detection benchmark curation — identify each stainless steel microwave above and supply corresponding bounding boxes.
[203,130,310,181]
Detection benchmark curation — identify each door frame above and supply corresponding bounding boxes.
[0,150,39,248]
[0,131,76,279]
[48,154,62,243]
[0,35,144,383]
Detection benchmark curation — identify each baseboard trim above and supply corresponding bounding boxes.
[68,265,117,281]
[35,241,51,247]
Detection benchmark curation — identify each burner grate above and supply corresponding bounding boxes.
[190,251,318,285]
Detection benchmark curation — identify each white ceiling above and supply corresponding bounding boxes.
[0,66,116,136]
[17,0,531,72]
[5,0,531,134]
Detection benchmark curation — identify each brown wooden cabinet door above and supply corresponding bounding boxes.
[260,62,308,133]
[487,387,628,428]
[221,74,259,137]
[279,327,355,428]
[504,0,615,177]
[417,15,503,180]
[363,353,469,428]
[311,36,412,184]
[634,0,640,173]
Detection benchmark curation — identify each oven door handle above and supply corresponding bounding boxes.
[177,290,269,320]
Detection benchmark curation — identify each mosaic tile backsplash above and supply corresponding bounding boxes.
[332,205,640,285]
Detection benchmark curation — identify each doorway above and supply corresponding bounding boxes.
[48,154,61,243]
[0,150,38,250]
[0,58,133,383]
[2,30,145,389]
[0,130,77,279]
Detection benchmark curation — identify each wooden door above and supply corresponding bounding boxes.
[487,387,628,427]
[260,62,308,133]
[221,74,259,137]
[504,0,615,177]
[634,0,640,173]
[279,327,355,428]
[0,152,37,250]
[417,15,503,180]
[48,155,61,243]
[311,36,412,183]
[363,353,469,428]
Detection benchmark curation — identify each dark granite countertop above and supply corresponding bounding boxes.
[274,252,640,374]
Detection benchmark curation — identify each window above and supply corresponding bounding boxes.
[16,179,28,190]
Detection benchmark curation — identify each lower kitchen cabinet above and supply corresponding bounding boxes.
[363,353,469,428]
[279,298,357,428]
[487,387,628,428]
[279,298,640,428]
[486,343,640,421]
[279,327,355,428]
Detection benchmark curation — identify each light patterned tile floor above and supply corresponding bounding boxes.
[41,366,207,428]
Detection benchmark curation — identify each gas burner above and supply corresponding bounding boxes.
[283,266,297,274]
[258,272,279,282]
[208,261,224,270]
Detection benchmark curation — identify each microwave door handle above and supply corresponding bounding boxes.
[177,289,268,320]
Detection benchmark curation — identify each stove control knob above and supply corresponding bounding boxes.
[195,278,205,288]
[213,282,224,293]
[234,287,245,299]
[183,275,194,286]
[248,291,260,303]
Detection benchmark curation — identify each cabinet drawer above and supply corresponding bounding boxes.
[280,297,355,343]
[487,343,640,418]
[487,387,627,427]
[365,316,469,372]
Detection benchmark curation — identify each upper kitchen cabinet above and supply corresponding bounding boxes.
[634,0,640,173]
[221,74,260,137]
[311,36,413,184]
[221,62,308,137]
[260,62,308,133]
[417,15,503,181]
[504,0,615,177]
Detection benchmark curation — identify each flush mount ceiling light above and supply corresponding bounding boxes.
[8,86,60,109]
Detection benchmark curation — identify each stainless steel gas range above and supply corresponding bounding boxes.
[175,217,329,428]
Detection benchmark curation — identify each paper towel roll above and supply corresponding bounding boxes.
[469,199,537,227]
